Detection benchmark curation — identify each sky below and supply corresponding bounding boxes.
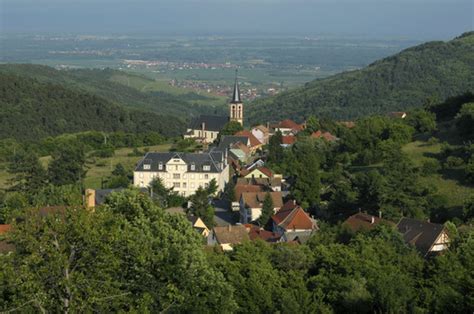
[1,0,473,39]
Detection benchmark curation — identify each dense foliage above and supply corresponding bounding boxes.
[247,32,474,123]
[0,73,185,140]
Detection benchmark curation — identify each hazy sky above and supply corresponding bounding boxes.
[1,0,473,39]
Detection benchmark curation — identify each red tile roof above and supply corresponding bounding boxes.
[311,131,338,142]
[0,225,12,235]
[241,192,283,209]
[343,213,393,232]
[278,119,303,131]
[272,206,317,231]
[241,166,274,178]
[281,135,297,145]
[234,184,264,202]
[245,224,281,242]
[235,130,262,147]
[280,199,298,212]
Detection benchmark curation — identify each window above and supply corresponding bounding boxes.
[173,173,180,179]
[204,174,209,179]
[191,174,195,179]
[158,162,163,170]
[175,165,178,171]
[203,165,211,171]
[211,133,214,139]
[144,164,151,170]
[199,174,203,179]
[191,183,195,188]
[190,164,195,171]
[173,182,180,188]
[204,183,209,188]
[183,183,187,188]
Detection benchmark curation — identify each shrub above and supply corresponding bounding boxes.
[445,156,464,168]
[421,158,441,175]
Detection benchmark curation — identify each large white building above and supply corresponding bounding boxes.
[134,151,229,197]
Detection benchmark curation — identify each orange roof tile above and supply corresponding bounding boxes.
[278,119,303,130]
[0,225,12,235]
[343,213,393,232]
[234,184,264,202]
[281,135,297,145]
[272,206,316,231]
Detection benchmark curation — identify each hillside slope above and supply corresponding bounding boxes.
[0,74,185,140]
[247,32,474,124]
[0,64,224,118]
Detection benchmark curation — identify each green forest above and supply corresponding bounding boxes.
[247,32,474,124]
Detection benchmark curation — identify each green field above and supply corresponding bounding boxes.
[403,141,473,208]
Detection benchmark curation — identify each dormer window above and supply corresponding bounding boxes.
[203,165,211,171]
[144,164,151,170]
[158,162,163,170]
[190,163,196,171]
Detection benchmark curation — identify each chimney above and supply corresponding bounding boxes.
[293,199,296,205]
[379,211,382,219]
[371,216,375,224]
[228,225,231,231]
[85,189,96,209]
[202,122,206,131]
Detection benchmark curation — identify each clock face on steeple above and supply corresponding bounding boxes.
[229,69,243,125]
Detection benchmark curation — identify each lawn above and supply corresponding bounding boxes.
[403,140,473,208]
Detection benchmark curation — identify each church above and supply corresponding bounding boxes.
[184,70,244,143]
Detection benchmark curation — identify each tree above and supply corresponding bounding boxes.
[456,102,474,139]
[291,141,321,208]
[405,109,437,133]
[7,150,47,195]
[48,143,86,186]
[268,130,284,165]
[258,192,274,226]
[206,178,218,196]
[305,116,320,134]
[219,121,244,138]
[189,187,215,227]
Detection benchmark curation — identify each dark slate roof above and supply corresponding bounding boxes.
[189,115,229,132]
[230,69,241,104]
[217,135,249,151]
[397,218,446,256]
[135,151,225,173]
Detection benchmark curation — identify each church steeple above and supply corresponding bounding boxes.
[231,69,241,104]
[229,69,243,125]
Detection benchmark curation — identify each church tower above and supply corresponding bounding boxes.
[229,69,243,125]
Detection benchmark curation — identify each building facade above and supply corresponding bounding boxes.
[134,152,229,197]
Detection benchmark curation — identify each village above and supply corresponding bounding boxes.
[78,71,448,256]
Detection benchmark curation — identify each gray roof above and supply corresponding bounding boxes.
[230,69,242,104]
[217,135,249,151]
[135,151,225,173]
[95,188,124,205]
[397,218,446,256]
[189,115,228,132]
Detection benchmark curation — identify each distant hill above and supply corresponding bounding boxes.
[0,74,185,140]
[247,32,474,124]
[0,64,224,118]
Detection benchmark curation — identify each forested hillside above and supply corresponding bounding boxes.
[0,74,185,140]
[0,64,224,117]
[247,32,474,124]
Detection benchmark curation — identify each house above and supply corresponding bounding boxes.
[241,166,274,179]
[281,135,297,147]
[311,130,338,142]
[85,188,125,208]
[272,206,318,243]
[397,218,450,257]
[134,151,229,197]
[343,212,393,233]
[272,119,304,135]
[187,216,210,237]
[208,225,249,251]
[232,184,264,211]
[229,141,251,163]
[236,177,282,192]
[251,124,270,144]
[234,130,263,152]
[245,224,281,243]
[217,135,250,152]
[240,191,283,223]
[244,158,265,171]
[0,224,13,254]
[184,115,229,143]
[388,112,407,119]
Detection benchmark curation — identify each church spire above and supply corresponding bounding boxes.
[231,69,241,104]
